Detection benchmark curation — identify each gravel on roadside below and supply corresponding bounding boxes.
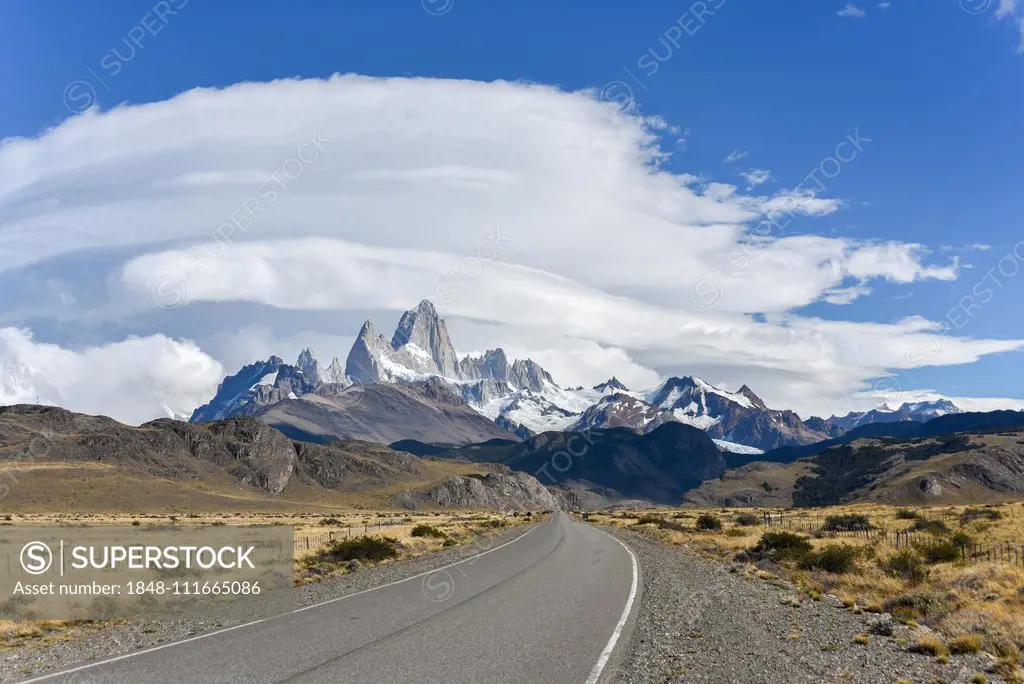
[600,526,1005,684]
[0,523,535,683]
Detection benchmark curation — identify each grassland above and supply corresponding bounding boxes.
[586,501,1024,679]
[0,456,489,513]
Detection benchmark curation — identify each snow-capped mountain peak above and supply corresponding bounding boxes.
[825,399,963,431]
[593,376,628,393]
[189,301,879,452]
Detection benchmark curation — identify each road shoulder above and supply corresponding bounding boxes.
[597,525,1002,684]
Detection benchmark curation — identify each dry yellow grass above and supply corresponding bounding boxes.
[0,457,491,513]
[586,501,1024,665]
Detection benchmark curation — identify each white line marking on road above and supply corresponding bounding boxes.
[292,521,540,613]
[20,522,542,683]
[584,527,639,684]
[18,620,266,684]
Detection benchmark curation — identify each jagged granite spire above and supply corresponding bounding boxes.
[345,321,389,384]
[296,347,321,385]
[390,300,461,378]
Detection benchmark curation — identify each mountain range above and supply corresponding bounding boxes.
[189,300,965,451]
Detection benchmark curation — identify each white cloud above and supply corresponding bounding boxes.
[823,283,872,305]
[877,2,891,9]
[0,329,223,424]
[740,168,773,189]
[993,0,1024,53]
[724,149,748,163]
[941,243,993,253]
[838,3,867,18]
[0,75,1017,419]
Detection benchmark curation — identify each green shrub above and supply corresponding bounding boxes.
[735,513,760,527]
[657,519,687,532]
[912,518,948,535]
[801,544,859,573]
[823,514,872,531]
[751,532,813,561]
[952,532,974,548]
[880,550,928,583]
[411,524,446,538]
[961,508,1003,524]
[895,508,919,520]
[319,517,344,527]
[918,540,960,564]
[885,589,951,621]
[696,514,723,531]
[634,515,686,532]
[304,536,399,566]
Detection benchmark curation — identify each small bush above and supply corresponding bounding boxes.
[948,634,982,655]
[854,634,870,645]
[880,550,928,583]
[918,540,960,564]
[961,508,1003,524]
[801,544,859,574]
[895,508,919,520]
[761,481,774,493]
[952,532,974,548]
[411,524,446,538]
[912,518,949,535]
[823,514,872,531]
[304,536,399,566]
[696,514,723,531]
[320,517,343,527]
[908,636,947,657]
[885,589,950,621]
[735,513,760,527]
[725,528,748,537]
[635,515,686,532]
[657,519,687,532]
[751,532,813,561]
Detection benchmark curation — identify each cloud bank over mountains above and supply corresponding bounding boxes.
[0,75,1019,423]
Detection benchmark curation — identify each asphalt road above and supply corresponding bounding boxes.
[25,512,639,684]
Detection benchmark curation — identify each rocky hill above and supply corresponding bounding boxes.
[255,378,516,445]
[427,422,727,504]
[396,467,562,511]
[685,428,1024,507]
[753,409,1024,465]
[0,405,542,512]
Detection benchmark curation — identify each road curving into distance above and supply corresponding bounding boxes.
[23,512,640,684]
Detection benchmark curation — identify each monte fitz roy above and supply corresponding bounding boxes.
[190,300,961,452]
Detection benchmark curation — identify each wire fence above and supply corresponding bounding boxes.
[760,512,1024,567]
[293,518,399,554]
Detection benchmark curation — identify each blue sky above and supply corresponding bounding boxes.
[0,0,1022,421]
